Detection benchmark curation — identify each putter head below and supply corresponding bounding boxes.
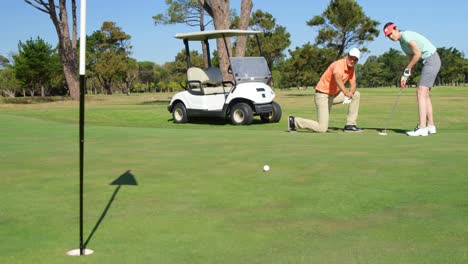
[378,131,388,136]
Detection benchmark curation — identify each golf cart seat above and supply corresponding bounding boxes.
[187,67,219,86]
[187,67,231,95]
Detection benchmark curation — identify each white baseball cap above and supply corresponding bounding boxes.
[348,48,360,60]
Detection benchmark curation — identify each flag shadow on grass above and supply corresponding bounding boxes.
[327,127,406,134]
[84,170,138,248]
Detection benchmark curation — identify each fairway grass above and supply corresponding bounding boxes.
[1,87,467,263]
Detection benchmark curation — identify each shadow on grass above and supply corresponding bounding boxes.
[2,96,70,104]
[84,170,138,248]
[285,127,406,134]
[141,100,170,105]
[371,128,407,134]
[167,117,273,126]
[328,127,407,134]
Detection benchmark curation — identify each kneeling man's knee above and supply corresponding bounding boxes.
[317,125,328,133]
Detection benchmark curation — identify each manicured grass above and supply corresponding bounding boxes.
[1,87,467,263]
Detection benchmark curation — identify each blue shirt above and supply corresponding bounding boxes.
[400,31,437,60]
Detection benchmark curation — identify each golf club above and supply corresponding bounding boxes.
[379,88,404,136]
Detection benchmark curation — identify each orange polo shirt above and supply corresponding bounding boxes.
[315,58,355,95]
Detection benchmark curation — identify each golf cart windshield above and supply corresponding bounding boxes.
[229,57,271,84]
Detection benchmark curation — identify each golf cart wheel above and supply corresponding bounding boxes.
[230,102,253,125]
[260,101,282,123]
[172,102,188,123]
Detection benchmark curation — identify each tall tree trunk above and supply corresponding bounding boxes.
[199,9,209,68]
[235,0,253,57]
[54,0,79,100]
[126,81,131,95]
[30,81,35,97]
[199,0,214,69]
[209,0,231,80]
[104,79,113,95]
[24,0,79,100]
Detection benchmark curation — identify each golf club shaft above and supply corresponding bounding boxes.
[383,88,404,132]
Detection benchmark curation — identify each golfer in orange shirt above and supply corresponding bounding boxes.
[288,48,364,133]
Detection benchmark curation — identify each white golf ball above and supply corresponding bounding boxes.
[263,165,270,172]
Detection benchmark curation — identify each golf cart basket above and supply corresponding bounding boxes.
[229,57,271,84]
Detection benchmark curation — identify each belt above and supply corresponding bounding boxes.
[315,89,328,95]
[315,89,339,96]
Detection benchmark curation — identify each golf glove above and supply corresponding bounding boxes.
[403,68,411,77]
[400,69,410,88]
[343,97,352,104]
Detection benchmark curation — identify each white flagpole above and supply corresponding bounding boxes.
[79,0,86,76]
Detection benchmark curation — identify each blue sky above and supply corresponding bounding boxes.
[2,0,467,65]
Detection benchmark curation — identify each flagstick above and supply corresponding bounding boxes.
[67,0,93,256]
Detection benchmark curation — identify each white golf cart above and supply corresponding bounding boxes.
[167,29,282,125]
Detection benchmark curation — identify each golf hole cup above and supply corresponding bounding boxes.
[263,165,270,172]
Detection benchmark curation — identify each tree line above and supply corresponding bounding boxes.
[1,0,467,98]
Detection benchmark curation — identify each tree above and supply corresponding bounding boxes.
[359,55,385,87]
[199,0,231,79]
[245,10,291,69]
[154,0,213,67]
[464,58,468,85]
[158,1,253,77]
[171,49,203,88]
[153,64,171,92]
[174,49,204,70]
[13,37,61,97]
[437,47,465,85]
[122,58,139,95]
[377,48,407,86]
[87,22,132,94]
[233,0,253,57]
[0,55,10,69]
[0,58,21,97]
[279,44,335,89]
[197,0,253,79]
[24,0,79,100]
[306,0,379,60]
[154,0,210,27]
[138,61,156,90]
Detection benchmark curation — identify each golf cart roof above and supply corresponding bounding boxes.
[175,29,262,41]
